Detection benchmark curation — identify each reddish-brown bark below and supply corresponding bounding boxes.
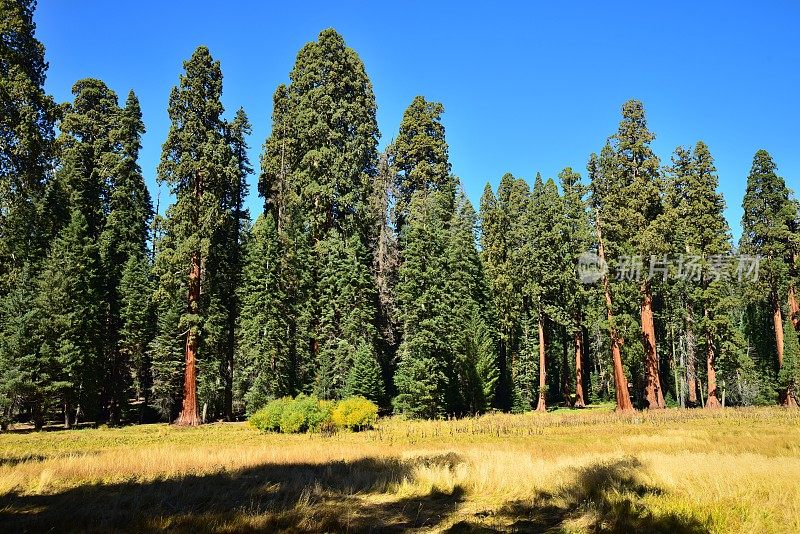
[773,295,784,370]
[596,219,633,412]
[574,316,586,408]
[176,250,201,427]
[789,285,799,332]
[704,311,721,409]
[641,281,665,409]
[535,310,547,413]
[686,307,698,406]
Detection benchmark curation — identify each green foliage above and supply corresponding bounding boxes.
[345,343,386,405]
[331,396,378,431]
[248,395,374,433]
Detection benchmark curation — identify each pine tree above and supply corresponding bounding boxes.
[740,149,795,405]
[98,89,153,423]
[36,210,102,428]
[588,146,634,412]
[345,343,386,405]
[446,189,497,413]
[528,176,569,411]
[670,141,734,408]
[778,317,800,407]
[393,191,452,418]
[479,175,519,410]
[118,254,154,421]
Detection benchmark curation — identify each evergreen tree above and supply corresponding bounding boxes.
[670,141,734,408]
[155,46,239,425]
[36,211,102,428]
[392,96,453,232]
[559,167,593,408]
[393,191,452,418]
[0,0,58,292]
[778,317,800,407]
[345,343,386,405]
[118,254,154,421]
[256,29,380,400]
[740,149,795,405]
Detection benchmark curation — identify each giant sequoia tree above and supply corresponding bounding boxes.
[740,150,796,406]
[155,46,244,425]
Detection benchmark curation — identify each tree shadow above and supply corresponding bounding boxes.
[446,457,710,533]
[0,452,465,533]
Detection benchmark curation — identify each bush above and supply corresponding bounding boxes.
[248,396,292,432]
[249,395,378,433]
[331,396,378,431]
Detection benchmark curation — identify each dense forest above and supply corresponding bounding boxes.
[1,0,798,429]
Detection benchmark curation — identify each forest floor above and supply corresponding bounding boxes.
[0,406,798,533]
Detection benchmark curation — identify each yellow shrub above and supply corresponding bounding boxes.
[331,396,378,431]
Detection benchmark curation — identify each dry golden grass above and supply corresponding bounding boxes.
[1,406,799,532]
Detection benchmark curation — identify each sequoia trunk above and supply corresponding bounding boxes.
[641,281,665,409]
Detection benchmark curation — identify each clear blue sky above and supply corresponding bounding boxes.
[35,0,800,240]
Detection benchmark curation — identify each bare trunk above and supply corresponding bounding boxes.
[773,294,784,369]
[561,327,572,407]
[789,285,799,332]
[176,252,201,426]
[704,308,721,409]
[535,309,547,412]
[574,314,586,408]
[596,217,633,412]
[686,306,698,406]
[641,281,665,409]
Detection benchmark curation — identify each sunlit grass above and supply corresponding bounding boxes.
[1,406,798,532]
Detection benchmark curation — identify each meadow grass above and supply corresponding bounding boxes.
[0,406,798,532]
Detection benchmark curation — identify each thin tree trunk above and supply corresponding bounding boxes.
[561,326,572,407]
[686,306,698,406]
[704,308,721,409]
[535,308,547,412]
[596,216,633,412]
[574,313,586,408]
[641,281,665,409]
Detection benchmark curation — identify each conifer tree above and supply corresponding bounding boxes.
[345,343,386,405]
[588,146,634,412]
[392,96,453,232]
[0,0,58,291]
[255,29,380,400]
[670,142,733,408]
[740,149,795,405]
[393,191,452,417]
[155,46,238,425]
[559,167,593,408]
[36,210,102,428]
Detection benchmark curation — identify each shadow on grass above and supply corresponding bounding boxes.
[0,452,465,533]
[446,457,710,534]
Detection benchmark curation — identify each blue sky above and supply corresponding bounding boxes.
[35,1,799,240]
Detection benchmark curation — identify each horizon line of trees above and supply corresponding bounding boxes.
[1,1,798,429]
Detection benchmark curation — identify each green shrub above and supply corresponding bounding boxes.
[248,396,292,432]
[249,395,378,434]
[331,396,378,431]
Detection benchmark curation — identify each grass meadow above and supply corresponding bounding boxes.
[1,406,799,532]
